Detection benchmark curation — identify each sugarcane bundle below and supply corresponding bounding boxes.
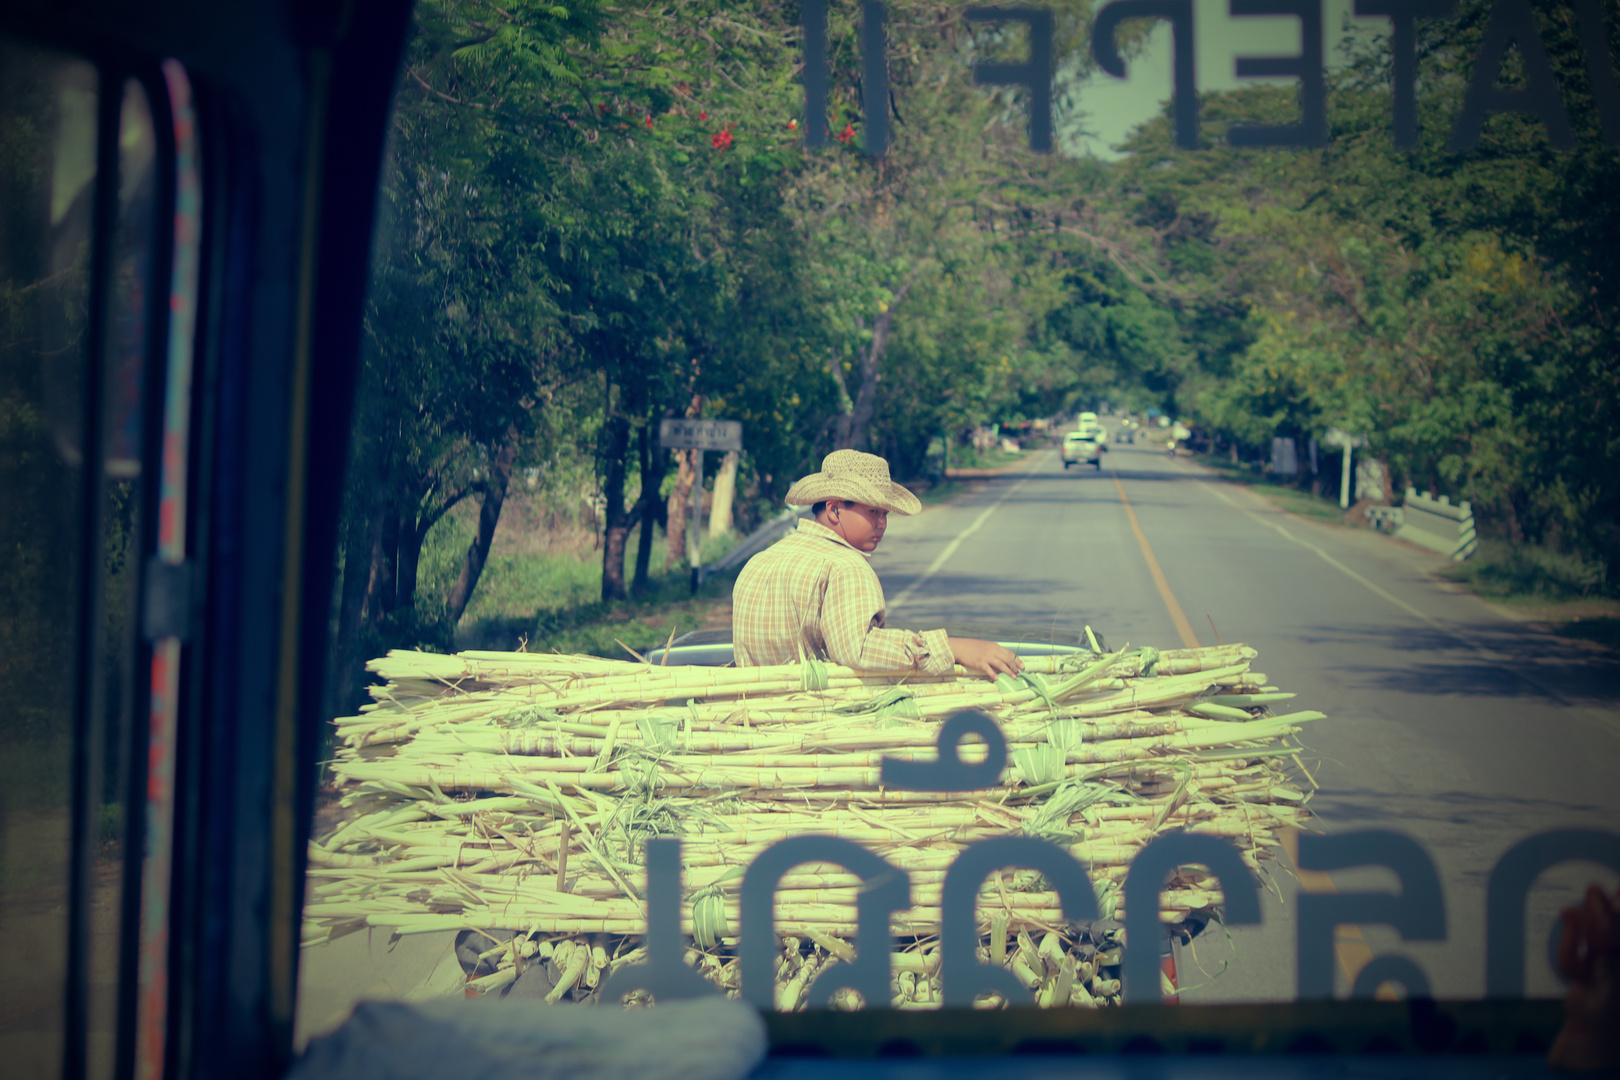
[304,641,1320,1009]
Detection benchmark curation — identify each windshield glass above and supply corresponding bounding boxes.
[297,0,1620,1058]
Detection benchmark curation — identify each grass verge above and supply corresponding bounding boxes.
[436,486,742,658]
[914,479,971,508]
[1193,458,1619,650]
[1550,616,1620,651]
[526,571,736,659]
[944,446,1029,473]
[1437,539,1618,649]
[1438,538,1608,601]
[1193,456,1345,522]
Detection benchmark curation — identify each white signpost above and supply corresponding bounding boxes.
[659,419,744,590]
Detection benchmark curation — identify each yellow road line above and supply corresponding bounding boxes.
[1279,827,1378,995]
[1121,470,1377,994]
[1112,471,1200,648]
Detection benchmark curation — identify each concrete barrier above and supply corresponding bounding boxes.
[1396,488,1477,561]
[1366,505,1404,534]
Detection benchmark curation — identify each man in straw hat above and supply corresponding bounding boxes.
[732,449,1023,679]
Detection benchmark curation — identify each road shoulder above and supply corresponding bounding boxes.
[1181,456,1619,657]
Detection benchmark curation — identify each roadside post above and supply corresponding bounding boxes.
[1322,429,1368,510]
[658,418,744,593]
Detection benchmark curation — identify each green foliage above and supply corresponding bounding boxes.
[526,565,738,660]
[1550,617,1620,651]
[1103,0,1620,583]
[427,493,739,630]
[336,0,1620,686]
[1443,538,1608,601]
[337,0,1129,675]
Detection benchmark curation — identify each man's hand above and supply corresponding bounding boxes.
[1549,883,1620,1072]
[947,637,1024,680]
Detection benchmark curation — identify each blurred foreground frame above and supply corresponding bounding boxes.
[764,1000,1564,1057]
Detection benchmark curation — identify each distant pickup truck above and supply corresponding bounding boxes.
[1061,430,1107,469]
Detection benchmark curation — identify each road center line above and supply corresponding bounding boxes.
[1112,471,1200,648]
[887,454,1046,613]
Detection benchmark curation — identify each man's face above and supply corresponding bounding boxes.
[824,500,888,552]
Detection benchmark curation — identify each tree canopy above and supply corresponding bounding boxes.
[332,0,1620,693]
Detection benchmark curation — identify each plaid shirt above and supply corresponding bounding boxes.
[732,518,954,674]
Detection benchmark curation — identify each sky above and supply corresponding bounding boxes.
[1066,0,1390,158]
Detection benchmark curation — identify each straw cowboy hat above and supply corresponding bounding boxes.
[784,449,922,515]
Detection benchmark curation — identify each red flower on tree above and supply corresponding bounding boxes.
[700,111,709,120]
[712,127,733,151]
[645,114,654,128]
[835,122,855,143]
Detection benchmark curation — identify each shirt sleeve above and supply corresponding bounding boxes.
[821,560,955,674]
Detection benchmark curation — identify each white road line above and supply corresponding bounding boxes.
[1195,479,1619,730]
[1195,481,1441,628]
[887,454,1048,613]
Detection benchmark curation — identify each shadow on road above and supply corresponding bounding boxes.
[1309,787,1614,832]
[1294,622,1620,708]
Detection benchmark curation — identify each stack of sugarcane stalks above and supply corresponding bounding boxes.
[304,641,1321,1009]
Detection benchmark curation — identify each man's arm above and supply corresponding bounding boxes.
[819,564,1023,678]
[821,562,955,674]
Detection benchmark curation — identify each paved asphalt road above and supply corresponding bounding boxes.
[877,441,1620,1003]
[296,441,1620,1041]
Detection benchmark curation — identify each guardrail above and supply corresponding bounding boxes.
[1396,488,1478,561]
[696,507,807,585]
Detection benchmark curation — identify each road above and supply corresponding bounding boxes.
[875,440,1620,1003]
[295,441,1620,1041]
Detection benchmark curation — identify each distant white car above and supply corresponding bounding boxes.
[1062,430,1106,469]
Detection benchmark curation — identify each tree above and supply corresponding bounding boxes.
[1101,0,1620,575]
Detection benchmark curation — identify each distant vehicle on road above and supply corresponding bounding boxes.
[1076,411,1101,436]
[1166,422,1193,457]
[1062,430,1107,469]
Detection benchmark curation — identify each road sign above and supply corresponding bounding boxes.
[659,418,742,452]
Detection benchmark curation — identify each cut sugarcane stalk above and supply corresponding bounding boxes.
[305,642,1319,1010]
